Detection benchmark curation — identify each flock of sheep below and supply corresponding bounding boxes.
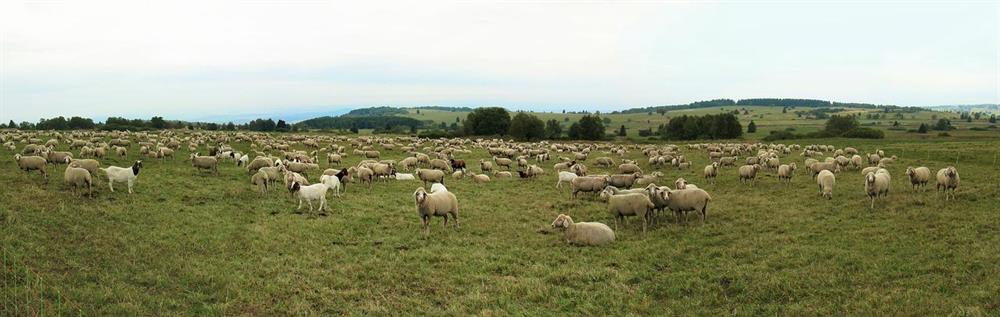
[5,130,962,246]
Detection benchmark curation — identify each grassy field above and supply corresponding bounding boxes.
[3,130,1000,315]
[402,106,998,140]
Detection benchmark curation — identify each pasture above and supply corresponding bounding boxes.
[3,131,1000,315]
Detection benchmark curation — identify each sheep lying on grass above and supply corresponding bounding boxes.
[550,214,615,246]
[413,187,460,236]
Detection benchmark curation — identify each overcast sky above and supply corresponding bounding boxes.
[1,0,997,123]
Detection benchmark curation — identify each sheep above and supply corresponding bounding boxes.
[555,171,578,188]
[494,171,513,178]
[64,166,93,196]
[595,157,616,167]
[905,166,931,192]
[569,163,588,176]
[719,156,738,167]
[429,158,451,171]
[471,173,490,183]
[251,169,270,193]
[450,158,467,172]
[68,159,101,179]
[13,154,48,180]
[158,147,174,160]
[288,181,330,214]
[598,185,647,201]
[479,159,494,173]
[430,182,448,193]
[936,166,960,201]
[246,157,274,174]
[47,150,73,164]
[321,168,349,195]
[416,168,446,187]
[328,153,342,166]
[260,166,283,187]
[809,161,840,177]
[190,154,219,174]
[649,186,712,224]
[452,170,465,179]
[283,170,310,189]
[607,193,654,233]
[738,164,761,186]
[570,176,609,199]
[494,156,513,170]
[618,163,642,174]
[674,178,698,190]
[364,150,380,159]
[237,154,249,167]
[677,162,691,170]
[634,171,664,187]
[395,173,416,181]
[413,187,460,235]
[777,163,797,184]
[356,166,375,189]
[606,172,641,189]
[370,163,396,181]
[550,214,615,246]
[286,161,320,177]
[553,160,575,172]
[861,166,881,177]
[100,160,142,194]
[865,169,891,208]
[817,170,835,199]
[703,162,719,184]
[319,173,344,197]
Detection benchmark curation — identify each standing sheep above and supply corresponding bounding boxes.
[777,163,796,184]
[64,166,93,196]
[413,187,460,236]
[555,171,578,188]
[649,186,712,224]
[936,166,960,201]
[816,170,835,200]
[570,176,609,199]
[607,193,654,233]
[703,162,719,184]
[190,154,219,174]
[416,168,446,187]
[865,170,891,208]
[738,164,761,186]
[905,166,931,192]
[550,214,615,246]
[14,154,48,181]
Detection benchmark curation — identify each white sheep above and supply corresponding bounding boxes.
[865,169,891,208]
[570,176,608,199]
[64,165,93,196]
[395,173,416,181]
[14,154,48,181]
[251,169,270,193]
[320,174,343,197]
[288,181,329,213]
[936,166,960,201]
[816,170,835,200]
[608,193,654,233]
[905,166,931,192]
[430,182,448,194]
[738,164,761,186]
[650,186,712,224]
[555,171,578,188]
[703,162,719,184]
[777,163,796,184]
[674,178,698,190]
[100,160,143,194]
[550,214,615,246]
[413,187,460,236]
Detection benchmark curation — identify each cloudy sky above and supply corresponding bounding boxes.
[1,0,997,123]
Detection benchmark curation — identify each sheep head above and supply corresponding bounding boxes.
[551,214,573,229]
[413,187,428,204]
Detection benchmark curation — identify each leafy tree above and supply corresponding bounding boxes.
[824,115,859,136]
[276,120,290,132]
[568,115,605,140]
[67,116,95,129]
[36,116,69,130]
[658,113,742,140]
[617,125,627,136]
[225,122,236,131]
[456,116,461,123]
[917,123,929,133]
[990,114,997,124]
[350,126,359,133]
[508,112,545,141]
[150,116,168,129]
[747,120,757,133]
[463,107,511,136]
[7,120,15,129]
[933,119,952,131]
[544,119,562,139]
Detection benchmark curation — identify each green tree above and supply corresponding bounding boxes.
[464,107,511,136]
[571,115,605,140]
[67,116,95,130]
[917,123,929,133]
[508,112,545,141]
[7,120,15,129]
[275,120,290,132]
[990,114,997,124]
[617,125,627,137]
[747,120,757,133]
[544,119,562,139]
[824,115,859,136]
[933,119,952,131]
[150,116,167,129]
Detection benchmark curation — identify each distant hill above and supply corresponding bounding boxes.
[929,104,999,114]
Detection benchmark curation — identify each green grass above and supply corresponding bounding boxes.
[3,132,1000,315]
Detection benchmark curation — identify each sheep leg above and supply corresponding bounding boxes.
[297,199,303,210]
[108,180,115,192]
[452,213,460,229]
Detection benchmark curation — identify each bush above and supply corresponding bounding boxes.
[762,130,800,141]
[841,127,884,139]
[938,132,951,137]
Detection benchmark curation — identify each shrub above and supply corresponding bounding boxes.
[841,127,884,139]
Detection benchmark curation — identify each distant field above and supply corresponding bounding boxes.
[3,129,1000,315]
[401,106,998,140]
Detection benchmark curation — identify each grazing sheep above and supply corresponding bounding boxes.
[416,168,446,187]
[809,161,840,177]
[286,161,320,177]
[288,181,330,214]
[738,164,761,186]
[395,173,416,181]
[251,170,270,193]
[101,160,142,194]
[47,150,73,164]
[364,150,380,159]
[595,157,616,167]
[634,171,664,187]
[319,173,344,197]
[570,176,609,199]
[14,154,48,180]
[555,171,578,188]
[569,163,588,176]
[450,159,466,172]
[618,163,642,174]
[608,193,654,233]
[777,163,796,184]
[865,170,891,208]
[356,166,375,189]
[550,214,615,246]
[328,153,342,166]
[494,156,513,170]
[246,156,274,174]
[283,170,310,188]
[719,156,738,167]
[430,158,452,171]
[190,154,219,174]
[413,187,460,236]
[471,173,490,183]
[479,159,494,173]
[936,166,960,201]
[598,185,647,201]
[650,186,712,224]
[553,160,575,172]
[237,154,249,167]
[817,170,835,199]
[68,159,101,179]
[64,166,93,196]
[606,172,641,189]
[703,162,719,184]
[905,166,931,192]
